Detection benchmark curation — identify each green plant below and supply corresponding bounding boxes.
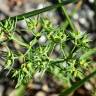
[0,0,96,96]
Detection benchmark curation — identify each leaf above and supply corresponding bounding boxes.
[80,48,96,61]
[59,70,96,96]
[0,0,77,22]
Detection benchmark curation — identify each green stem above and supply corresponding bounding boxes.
[23,38,37,56]
[58,0,77,32]
[0,0,77,22]
[50,58,66,64]
[59,70,96,96]
[12,35,28,47]
[50,58,66,70]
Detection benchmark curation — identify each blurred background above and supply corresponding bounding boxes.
[0,0,96,96]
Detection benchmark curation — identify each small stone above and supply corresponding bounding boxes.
[37,4,44,9]
[28,83,42,90]
[17,20,27,29]
[89,0,94,3]
[39,35,46,44]
[73,13,79,20]
[55,44,60,52]
[35,91,46,96]
[79,17,89,28]
[85,82,93,91]
[0,85,4,96]
[42,84,49,92]
[79,18,87,25]
[50,94,58,96]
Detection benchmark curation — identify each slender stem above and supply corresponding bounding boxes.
[0,0,77,22]
[50,58,66,64]
[58,0,77,32]
[23,38,37,56]
[59,70,96,96]
[50,58,66,70]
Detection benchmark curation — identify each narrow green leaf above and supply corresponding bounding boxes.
[58,0,77,32]
[0,0,77,22]
[59,70,96,96]
[80,48,96,61]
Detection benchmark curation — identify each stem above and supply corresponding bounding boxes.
[59,70,96,96]
[58,0,77,32]
[50,58,66,64]
[50,58,66,70]
[12,35,28,47]
[23,38,37,56]
[0,0,77,22]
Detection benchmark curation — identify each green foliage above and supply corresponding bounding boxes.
[0,0,96,96]
[0,16,93,88]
